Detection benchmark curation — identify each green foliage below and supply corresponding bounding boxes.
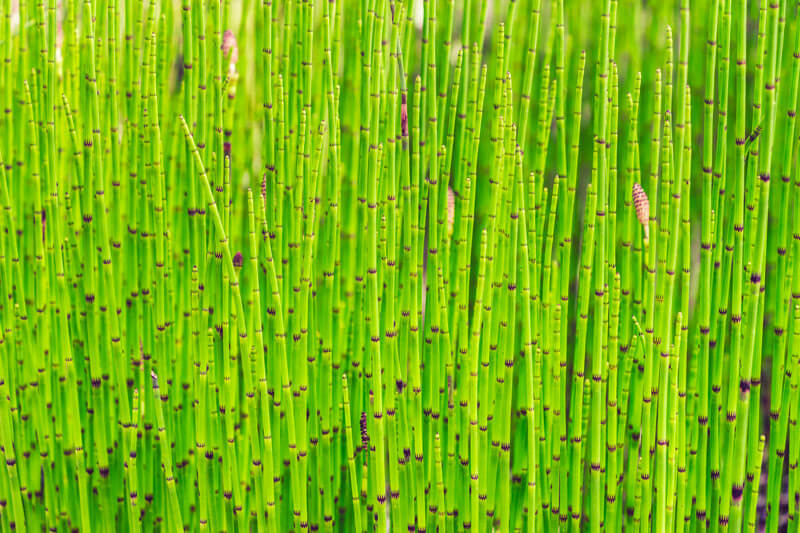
[0,0,799,531]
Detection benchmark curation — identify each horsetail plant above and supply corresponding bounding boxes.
[3,0,800,531]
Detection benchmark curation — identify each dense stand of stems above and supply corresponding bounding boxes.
[2,0,800,531]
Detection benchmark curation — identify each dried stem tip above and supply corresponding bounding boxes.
[447,186,456,236]
[632,182,650,240]
[360,411,370,452]
[222,30,239,66]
